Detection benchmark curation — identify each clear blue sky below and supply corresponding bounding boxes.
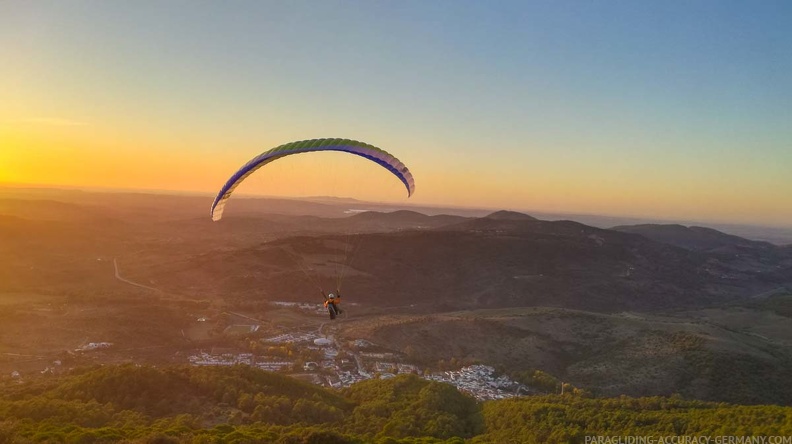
[2,0,791,226]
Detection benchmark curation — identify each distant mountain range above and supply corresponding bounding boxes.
[3,189,790,313]
[612,224,777,252]
[5,185,790,243]
[137,209,792,313]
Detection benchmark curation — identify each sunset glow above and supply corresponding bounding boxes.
[2,1,791,227]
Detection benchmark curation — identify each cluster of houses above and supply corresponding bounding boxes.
[187,351,291,372]
[264,332,321,344]
[75,342,112,352]
[333,370,368,387]
[426,365,531,400]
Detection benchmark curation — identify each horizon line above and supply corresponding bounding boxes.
[2,180,791,231]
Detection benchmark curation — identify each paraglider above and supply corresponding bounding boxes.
[210,138,415,321]
[323,291,342,320]
[210,138,415,222]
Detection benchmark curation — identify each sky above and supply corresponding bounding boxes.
[1,0,791,226]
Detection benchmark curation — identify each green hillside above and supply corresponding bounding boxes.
[1,365,790,443]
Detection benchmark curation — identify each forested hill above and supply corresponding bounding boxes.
[1,365,790,443]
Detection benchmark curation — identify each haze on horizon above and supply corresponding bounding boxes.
[2,1,791,227]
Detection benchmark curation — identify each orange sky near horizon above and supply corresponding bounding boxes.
[2,121,790,228]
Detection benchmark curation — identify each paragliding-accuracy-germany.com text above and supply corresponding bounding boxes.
[585,436,792,444]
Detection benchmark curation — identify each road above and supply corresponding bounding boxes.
[225,311,269,325]
[113,258,158,291]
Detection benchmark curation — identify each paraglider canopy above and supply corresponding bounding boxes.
[210,138,415,221]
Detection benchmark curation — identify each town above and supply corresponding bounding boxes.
[6,302,533,401]
[186,303,532,401]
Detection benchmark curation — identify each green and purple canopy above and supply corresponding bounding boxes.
[210,138,415,221]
